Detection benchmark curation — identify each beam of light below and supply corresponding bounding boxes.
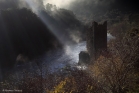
[24,0,66,44]
[22,0,116,74]
[24,0,42,14]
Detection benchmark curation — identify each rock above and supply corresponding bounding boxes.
[78,51,90,65]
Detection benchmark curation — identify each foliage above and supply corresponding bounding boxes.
[46,68,98,93]
[1,3,139,93]
[89,55,136,93]
[89,34,139,93]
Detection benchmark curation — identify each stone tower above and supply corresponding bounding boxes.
[87,21,107,60]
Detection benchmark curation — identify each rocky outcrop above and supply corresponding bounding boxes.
[78,51,90,65]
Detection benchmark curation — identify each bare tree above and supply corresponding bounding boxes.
[89,36,139,93]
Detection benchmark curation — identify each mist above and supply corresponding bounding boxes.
[43,0,75,9]
[43,0,116,17]
[0,0,44,10]
[43,0,115,9]
[0,0,116,22]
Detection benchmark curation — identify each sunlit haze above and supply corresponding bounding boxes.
[43,0,75,8]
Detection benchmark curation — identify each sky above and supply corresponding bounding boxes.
[43,0,75,9]
[0,0,138,12]
[43,0,139,14]
[43,0,115,9]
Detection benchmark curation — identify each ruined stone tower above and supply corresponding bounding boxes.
[87,21,107,60]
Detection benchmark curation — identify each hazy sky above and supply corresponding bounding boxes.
[43,0,115,9]
[0,0,138,13]
[43,0,76,8]
[43,0,139,12]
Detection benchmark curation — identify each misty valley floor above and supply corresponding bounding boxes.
[2,41,86,80]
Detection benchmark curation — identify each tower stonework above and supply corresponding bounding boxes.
[87,21,107,60]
